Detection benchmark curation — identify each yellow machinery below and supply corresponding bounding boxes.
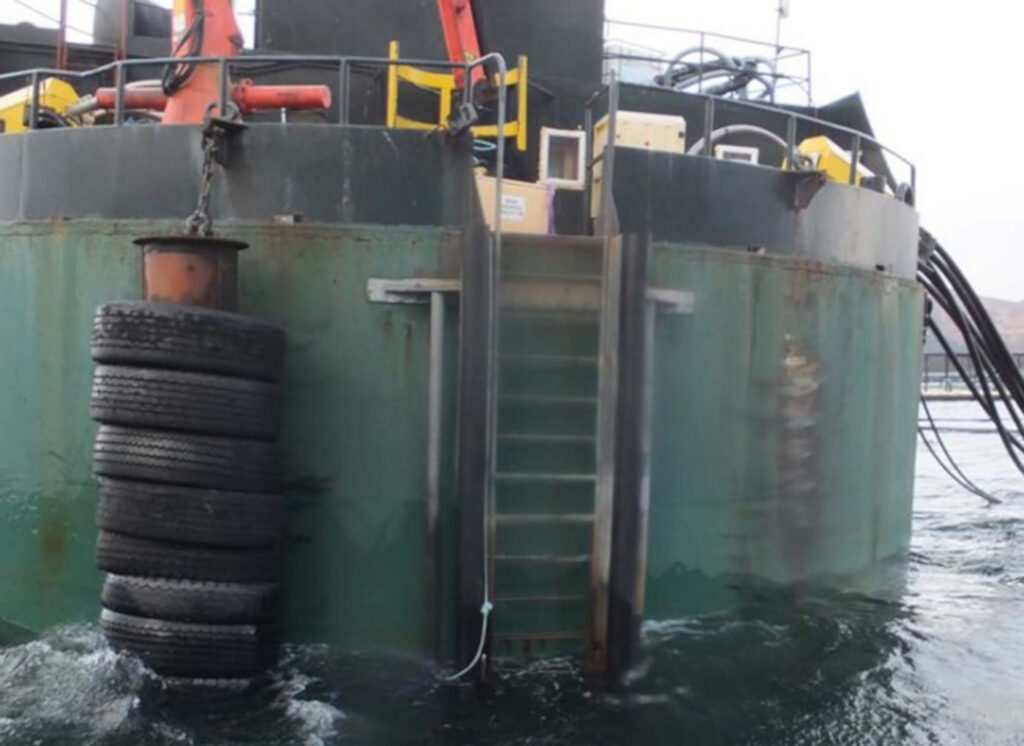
[798,135,875,186]
[0,78,80,134]
[386,41,529,152]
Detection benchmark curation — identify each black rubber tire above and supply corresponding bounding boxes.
[92,301,286,382]
[96,531,281,583]
[93,425,279,493]
[101,609,279,679]
[91,366,283,441]
[102,575,282,624]
[96,479,286,548]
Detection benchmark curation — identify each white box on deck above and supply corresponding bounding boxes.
[476,173,551,235]
[593,111,687,154]
[591,111,687,218]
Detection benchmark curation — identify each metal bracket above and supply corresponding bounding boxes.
[447,101,480,140]
[646,288,696,315]
[203,103,248,167]
[785,169,827,211]
[367,278,462,304]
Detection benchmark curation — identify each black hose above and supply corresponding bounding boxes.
[919,397,1001,504]
[919,228,1024,485]
[162,0,205,96]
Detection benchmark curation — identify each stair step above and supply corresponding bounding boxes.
[496,514,594,524]
[495,473,597,484]
[494,554,591,564]
[498,433,596,444]
[492,631,588,641]
[499,395,597,406]
[500,234,604,279]
[500,313,600,357]
[501,308,599,322]
[495,594,589,603]
[502,272,603,283]
[500,354,598,365]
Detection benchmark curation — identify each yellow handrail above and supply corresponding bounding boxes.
[385,41,529,152]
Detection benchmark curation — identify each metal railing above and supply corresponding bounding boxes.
[0,51,499,129]
[923,353,1024,392]
[603,19,813,106]
[582,71,917,212]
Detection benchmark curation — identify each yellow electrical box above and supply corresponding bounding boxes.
[593,111,687,155]
[591,111,687,217]
[0,78,79,134]
[798,135,875,186]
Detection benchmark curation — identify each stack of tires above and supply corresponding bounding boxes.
[89,301,287,679]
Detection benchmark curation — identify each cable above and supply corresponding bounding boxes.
[655,46,782,101]
[919,397,1001,504]
[918,227,1024,485]
[162,0,204,96]
[918,427,1000,505]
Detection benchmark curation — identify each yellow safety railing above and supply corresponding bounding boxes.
[386,41,529,152]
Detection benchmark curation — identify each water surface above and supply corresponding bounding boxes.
[2,400,1022,745]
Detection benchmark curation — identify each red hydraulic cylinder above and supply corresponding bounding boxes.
[94,83,331,115]
[233,82,332,112]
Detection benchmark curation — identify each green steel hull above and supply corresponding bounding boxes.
[0,219,921,656]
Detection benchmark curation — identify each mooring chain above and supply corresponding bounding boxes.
[185,102,243,237]
[185,124,219,237]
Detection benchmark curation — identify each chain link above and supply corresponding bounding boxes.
[185,127,218,237]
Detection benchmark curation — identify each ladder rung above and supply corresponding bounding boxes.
[501,272,603,283]
[496,513,594,524]
[495,473,597,484]
[495,594,589,603]
[493,554,591,564]
[500,309,599,322]
[499,395,597,406]
[498,433,596,444]
[493,631,588,642]
[501,354,599,365]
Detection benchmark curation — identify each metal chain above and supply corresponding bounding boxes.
[185,127,218,237]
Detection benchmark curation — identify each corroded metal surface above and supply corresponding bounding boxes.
[644,244,923,618]
[138,235,248,310]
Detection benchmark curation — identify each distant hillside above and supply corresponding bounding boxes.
[926,297,1024,354]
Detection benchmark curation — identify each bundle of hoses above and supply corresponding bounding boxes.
[90,301,287,679]
[654,47,776,101]
[918,229,1024,492]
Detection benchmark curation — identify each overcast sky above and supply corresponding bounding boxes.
[3,0,1020,300]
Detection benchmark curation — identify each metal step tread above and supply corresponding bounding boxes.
[494,472,597,483]
[501,354,599,365]
[493,553,592,564]
[501,272,603,284]
[498,395,597,406]
[495,594,589,603]
[500,308,600,321]
[493,631,589,641]
[498,433,596,444]
[500,234,604,251]
[496,513,595,524]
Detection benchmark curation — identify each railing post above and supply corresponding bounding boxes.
[584,104,594,235]
[114,63,126,126]
[338,59,348,124]
[703,96,715,157]
[848,134,861,185]
[218,58,230,117]
[698,32,705,93]
[28,71,40,131]
[786,115,797,170]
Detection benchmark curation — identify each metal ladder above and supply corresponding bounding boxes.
[489,233,606,659]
